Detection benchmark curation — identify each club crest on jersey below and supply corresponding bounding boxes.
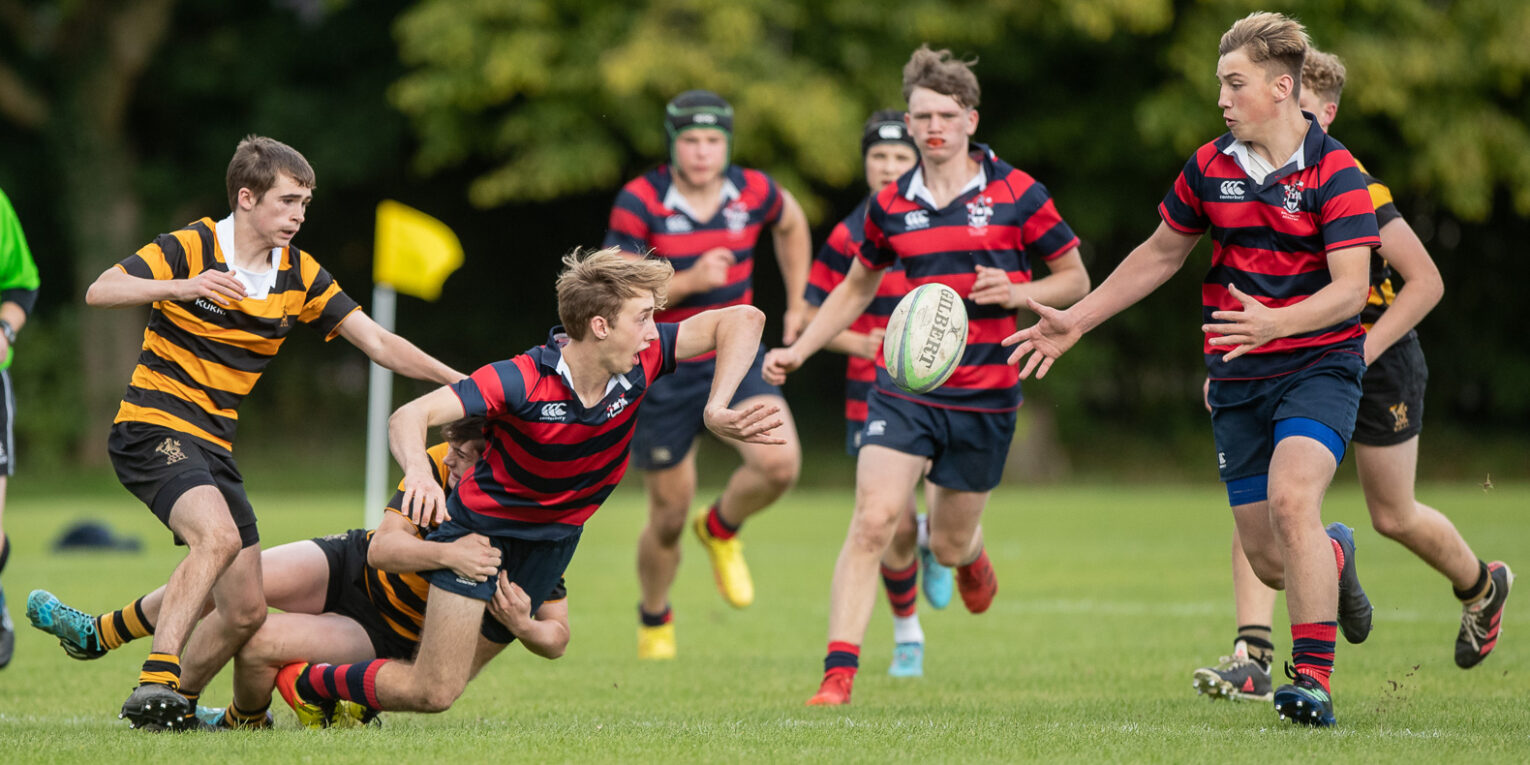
[1280,179,1305,219]
[904,210,930,231]
[723,200,751,234]
[966,195,994,233]
[540,402,568,422]
[605,394,629,420]
[664,214,692,233]
[156,437,188,465]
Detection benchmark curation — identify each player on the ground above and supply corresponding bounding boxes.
[28,417,569,729]
[765,46,1090,705]
[806,109,952,678]
[1005,13,1380,727]
[77,135,463,730]
[0,185,39,669]
[1191,47,1513,703]
[269,247,783,717]
[603,90,810,659]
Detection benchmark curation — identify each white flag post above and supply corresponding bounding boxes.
[363,283,397,528]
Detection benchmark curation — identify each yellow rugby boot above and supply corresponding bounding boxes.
[693,511,754,608]
[637,622,676,660]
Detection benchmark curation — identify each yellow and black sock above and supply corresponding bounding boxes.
[98,597,154,651]
[1236,624,1274,669]
[225,701,271,729]
[138,652,181,689]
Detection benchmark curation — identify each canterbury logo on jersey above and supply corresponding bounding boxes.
[540,402,567,421]
[1219,180,1245,198]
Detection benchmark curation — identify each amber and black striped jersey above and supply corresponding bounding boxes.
[113,216,361,452]
[370,442,568,645]
[1355,161,1404,330]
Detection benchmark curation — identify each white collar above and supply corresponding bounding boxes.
[904,163,987,208]
[554,353,632,400]
[1221,123,1308,186]
[215,215,281,299]
[662,176,740,220]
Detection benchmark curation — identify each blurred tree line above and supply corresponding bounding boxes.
[0,0,1525,481]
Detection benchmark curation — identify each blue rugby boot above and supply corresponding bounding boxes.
[1272,665,1335,727]
[26,589,106,659]
[888,641,924,678]
[1325,523,1372,644]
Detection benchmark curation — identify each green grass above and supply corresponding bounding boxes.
[0,479,1525,762]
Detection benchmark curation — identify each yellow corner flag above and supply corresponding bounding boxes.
[374,200,464,301]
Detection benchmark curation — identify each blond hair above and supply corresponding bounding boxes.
[556,247,673,340]
[226,135,315,211]
[1218,12,1310,88]
[902,45,980,109]
[1302,48,1346,106]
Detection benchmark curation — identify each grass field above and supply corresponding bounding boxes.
[0,477,1525,762]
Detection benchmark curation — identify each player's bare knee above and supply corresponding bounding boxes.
[1367,505,1415,542]
[418,682,465,713]
[648,510,688,547]
[848,511,897,555]
[224,602,267,637]
[751,450,800,494]
[928,537,970,568]
[189,528,243,568]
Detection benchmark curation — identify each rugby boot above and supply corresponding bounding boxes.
[693,512,754,608]
[275,662,340,729]
[1272,665,1335,727]
[888,641,924,678]
[955,549,997,614]
[1191,642,1272,702]
[1326,523,1372,644]
[805,673,853,706]
[637,622,676,660]
[919,545,953,610]
[26,589,106,659]
[120,683,192,731]
[1456,561,1514,669]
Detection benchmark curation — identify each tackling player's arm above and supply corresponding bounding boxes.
[367,511,501,583]
[85,264,246,309]
[771,188,813,343]
[486,573,571,659]
[336,311,464,385]
[1361,218,1443,364]
[674,305,784,445]
[389,386,467,526]
[1004,222,1200,378]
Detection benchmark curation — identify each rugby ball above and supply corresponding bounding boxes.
[882,283,968,394]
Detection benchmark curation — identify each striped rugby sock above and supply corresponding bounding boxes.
[297,660,389,709]
[705,502,740,541]
[1291,621,1337,692]
[98,597,155,650]
[880,561,918,618]
[823,641,860,681]
[138,652,181,689]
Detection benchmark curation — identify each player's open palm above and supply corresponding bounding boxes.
[1204,283,1279,361]
[704,401,786,445]
[1002,297,1082,379]
[761,347,802,385]
[445,532,501,583]
[180,269,246,306]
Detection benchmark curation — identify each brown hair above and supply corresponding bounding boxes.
[225,135,316,211]
[901,45,981,109]
[441,416,488,445]
[556,247,673,340]
[1301,48,1346,106]
[1218,12,1310,89]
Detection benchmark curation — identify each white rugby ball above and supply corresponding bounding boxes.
[882,283,968,394]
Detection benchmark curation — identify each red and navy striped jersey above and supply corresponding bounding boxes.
[603,165,783,326]
[371,443,567,645]
[1159,121,1381,379]
[806,196,910,426]
[113,217,360,452]
[447,323,680,540]
[859,144,1080,412]
[1355,161,1404,330]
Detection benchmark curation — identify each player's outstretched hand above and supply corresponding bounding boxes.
[704,401,786,445]
[761,347,803,385]
[1204,283,1278,362]
[487,573,535,635]
[400,470,450,527]
[179,270,247,307]
[969,265,1016,308]
[445,532,501,583]
[1001,297,1082,380]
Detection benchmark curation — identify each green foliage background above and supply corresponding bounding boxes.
[0,0,1527,480]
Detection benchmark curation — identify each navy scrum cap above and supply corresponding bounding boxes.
[665,90,734,139]
[861,112,916,157]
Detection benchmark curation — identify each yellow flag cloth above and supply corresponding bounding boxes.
[374,200,463,301]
